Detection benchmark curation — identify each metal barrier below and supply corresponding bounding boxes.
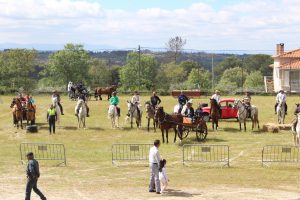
[183,144,230,167]
[262,145,300,166]
[112,144,152,164]
[20,142,66,166]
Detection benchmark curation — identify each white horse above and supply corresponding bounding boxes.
[292,113,300,145]
[52,97,61,125]
[234,99,260,131]
[127,101,142,128]
[75,99,87,128]
[108,105,119,128]
[277,101,286,124]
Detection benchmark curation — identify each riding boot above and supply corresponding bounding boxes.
[58,103,64,115]
[87,106,90,117]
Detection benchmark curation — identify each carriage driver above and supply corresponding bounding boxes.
[292,104,300,132]
[52,91,64,115]
[76,93,90,117]
[275,89,287,115]
[182,100,194,118]
[178,91,189,112]
[131,91,141,118]
[110,91,120,117]
[242,91,251,118]
[211,90,221,116]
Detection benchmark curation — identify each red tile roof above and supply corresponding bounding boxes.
[280,60,300,69]
[274,48,300,58]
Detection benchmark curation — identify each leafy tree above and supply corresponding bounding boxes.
[88,59,112,87]
[119,52,159,91]
[216,67,247,92]
[0,49,37,92]
[243,54,273,75]
[179,60,199,74]
[244,71,264,91]
[161,62,187,84]
[41,43,90,86]
[187,68,211,91]
[166,36,186,63]
[214,57,242,79]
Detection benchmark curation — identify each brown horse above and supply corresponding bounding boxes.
[10,98,23,129]
[210,98,220,130]
[94,85,117,101]
[154,107,183,143]
[26,102,36,125]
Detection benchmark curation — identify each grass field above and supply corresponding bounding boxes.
[0,95,300,200]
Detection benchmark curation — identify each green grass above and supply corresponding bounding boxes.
[0,95,300,199]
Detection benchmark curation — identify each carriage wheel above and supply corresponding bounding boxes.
[196,123,208,142]
[178,126,189,140]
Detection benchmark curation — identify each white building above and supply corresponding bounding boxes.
[266,43,300,93]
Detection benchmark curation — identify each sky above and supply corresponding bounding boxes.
[0,0,300,52]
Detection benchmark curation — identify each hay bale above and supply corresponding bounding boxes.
[263,123,279,133]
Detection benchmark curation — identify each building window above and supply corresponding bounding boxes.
[290,71,300,86]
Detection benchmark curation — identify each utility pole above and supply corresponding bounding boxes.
[211,54,214,92]
[138,45,141,91]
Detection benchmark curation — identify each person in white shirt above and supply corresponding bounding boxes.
[130,91,141,118]
[149,139,161,194]
[67,81,73,99]
[211,90,221,116]
[159,159,169,194]
[275,90,287,115]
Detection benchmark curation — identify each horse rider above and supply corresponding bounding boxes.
[52,91,64,115]
[275,89,287,115]
[18,93,27,106]
[292,103,300,132]
[76,93,90,117]
[131,91,141,118]
[178,91,189,112]
[150,91,161,109]
[211,90,222,116]
[67,81,73,99]
[110,91,120,117]
[242,91,251,118]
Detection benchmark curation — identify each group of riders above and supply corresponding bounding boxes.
[67,81,90,100]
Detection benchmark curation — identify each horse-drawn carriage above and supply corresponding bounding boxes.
[179,117,208,141]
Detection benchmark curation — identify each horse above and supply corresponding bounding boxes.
[292,113,300,145]
[145,101,157,132]
[26,101,36,125]
[154,106,183,143]
[10,98,23,129]
[94,85,117,101]
[127,101,142,128]
[52,97,61,125]
[210,98,220,130]
[108,105,119,128]
[234,99,260,131]
[277,101,286,124]
[75,99,87,128]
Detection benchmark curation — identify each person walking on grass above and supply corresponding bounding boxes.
[149,139,161,194]
[159,159,169,194]
[47,104,57,134]
[25,152,47,200]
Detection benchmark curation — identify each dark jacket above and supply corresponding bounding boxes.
[150,96,161,106]
[26,159,40,179]
[184,107,194,118]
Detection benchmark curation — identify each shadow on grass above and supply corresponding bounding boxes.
[178,137,227,146]
[88,127,104,131]
[223,127,241,133]
[164,189,201,197]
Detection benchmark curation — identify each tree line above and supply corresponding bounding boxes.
[0,39,273,95]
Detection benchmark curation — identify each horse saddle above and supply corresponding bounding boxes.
[183,117,192,124]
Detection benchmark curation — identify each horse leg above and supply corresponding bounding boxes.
[212,119,214,131]
[147,118,150,132]
[244,121,246,131]
[161,129,165,143]
[153,119,156,133]
[239,121,242,131]
[173,127,177,143]
[100,94,102,101]
[166,129,169,144]
[130,116,133,128]
[20,118,23,129]
[116,117,119,128]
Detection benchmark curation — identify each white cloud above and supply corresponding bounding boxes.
[0,0,300,50]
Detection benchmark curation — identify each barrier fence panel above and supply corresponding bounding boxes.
[262,145,300,166]
[112,144,152,164]
[183,144,230,167]
[20,142,66,166]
